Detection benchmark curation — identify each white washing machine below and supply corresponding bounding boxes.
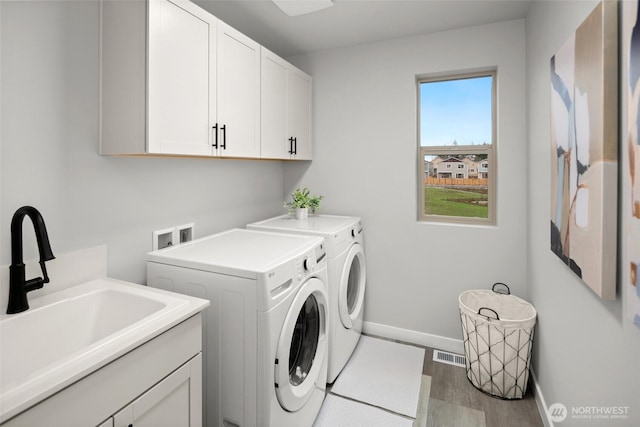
[247,215,366,383]
[147,228,328,427]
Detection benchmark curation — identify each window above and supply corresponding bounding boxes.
[417,71,496,224]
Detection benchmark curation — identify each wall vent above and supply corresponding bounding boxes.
[433,349,466,368]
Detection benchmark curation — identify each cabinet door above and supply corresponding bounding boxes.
[217,22,260,158]
[148,0,216,156]
[287,68,312,160]
[113,353,203,427]
[260,49,289,159]
[260,49,313,160]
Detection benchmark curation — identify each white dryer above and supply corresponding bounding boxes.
[247,215,366,383]
[147,229,328,427]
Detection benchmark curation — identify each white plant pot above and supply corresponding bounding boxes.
[295,208,309,220]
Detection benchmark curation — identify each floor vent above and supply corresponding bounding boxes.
[433,349,466,368]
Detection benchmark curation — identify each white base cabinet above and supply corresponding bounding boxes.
[1,315,204,427]
[113,354,202,427]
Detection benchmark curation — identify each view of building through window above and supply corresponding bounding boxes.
[418,73,495,223]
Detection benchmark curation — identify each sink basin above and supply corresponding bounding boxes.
[1,288,165,390]
[0,278,209,423]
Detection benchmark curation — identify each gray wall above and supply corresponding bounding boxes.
[3,0,639,424]
[0,0,285,284]
[526,0,640,425]
[286,19,528,344]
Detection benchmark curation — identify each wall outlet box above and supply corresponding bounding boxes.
[177,223,194,244]
[152,227,177,251]
[152,223,194,251]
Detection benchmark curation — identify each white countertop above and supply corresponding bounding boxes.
[0,277,209,423]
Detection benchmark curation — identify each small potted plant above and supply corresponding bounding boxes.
[284,187,323,220]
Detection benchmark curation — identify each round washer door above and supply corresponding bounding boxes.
[338,243,366,329]
[275,277,327,412]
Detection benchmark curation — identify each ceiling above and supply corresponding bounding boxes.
[194,0,532,58]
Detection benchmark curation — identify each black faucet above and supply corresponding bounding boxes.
[6,206,55,314]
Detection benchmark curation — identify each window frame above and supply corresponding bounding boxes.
[417,70,497,225]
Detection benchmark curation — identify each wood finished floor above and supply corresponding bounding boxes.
[422,346,544,427]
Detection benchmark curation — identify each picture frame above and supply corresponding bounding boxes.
[549,0,618,299]
[622,0,640,327]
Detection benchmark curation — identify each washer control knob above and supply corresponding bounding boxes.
[303,256,316,272]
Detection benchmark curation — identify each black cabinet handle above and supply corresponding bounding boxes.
[288,137,294,155]
[212,124,218,148]
[221,124,227,150]
[293,137,297,155]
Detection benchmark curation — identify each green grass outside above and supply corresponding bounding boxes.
[424,186,488,218]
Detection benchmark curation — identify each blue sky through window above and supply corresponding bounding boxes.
[420,75,493,147]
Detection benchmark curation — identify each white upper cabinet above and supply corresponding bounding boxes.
[260,48,312,160]
[100,0,309,160]
[147,0,216,155]
[100,0,216,156]
[215,23,261,158]
[260,49,288,159]
[287,66,312,160]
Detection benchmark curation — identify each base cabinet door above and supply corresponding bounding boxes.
[113,353,203,427]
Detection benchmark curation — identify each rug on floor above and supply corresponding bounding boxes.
[330,335,426,418]
[313,394,414,427]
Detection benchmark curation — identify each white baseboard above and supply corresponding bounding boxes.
[530,370,552,427]
[363,321,465,354]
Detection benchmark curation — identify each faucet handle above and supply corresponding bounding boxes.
[23,261,51,293]
[40,260,51,284]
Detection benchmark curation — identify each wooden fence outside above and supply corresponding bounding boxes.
[425,177,488,186]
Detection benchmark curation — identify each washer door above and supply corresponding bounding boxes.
[275,277,327,412]
[338,243,366,329]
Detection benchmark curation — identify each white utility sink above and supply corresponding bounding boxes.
[0,278,209,423]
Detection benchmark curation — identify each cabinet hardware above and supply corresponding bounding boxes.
[212,124,218,149]
[288,137,295,155]
[221,125,227,150]
[293,137,297,155]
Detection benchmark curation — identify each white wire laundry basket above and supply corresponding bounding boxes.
[459,283,537,400]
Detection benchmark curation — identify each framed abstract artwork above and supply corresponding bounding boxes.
[623,0,640,328]
[550,0,618,299]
